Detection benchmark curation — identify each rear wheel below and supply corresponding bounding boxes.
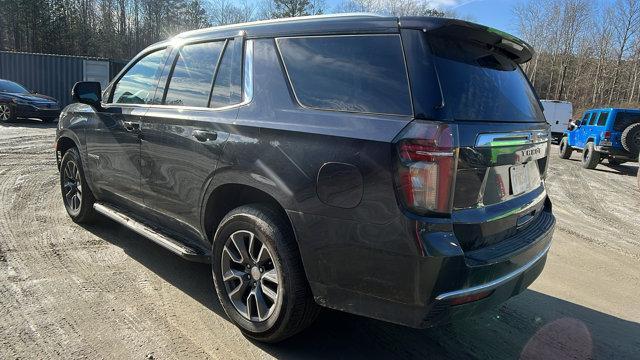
[0,104,15,123]
[558,137,572,159]
[621,123,640,155]
[60,147,96,223]
[211,204,319,343]
[582,142,600,169]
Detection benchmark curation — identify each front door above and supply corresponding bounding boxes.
[574,112,592,148]
[140,38,245,242]
[86,48,169,212]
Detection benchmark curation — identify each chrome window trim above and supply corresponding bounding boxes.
[275,33,414,118]
[102,39,254,113]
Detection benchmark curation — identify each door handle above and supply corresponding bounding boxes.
[123,121,140,132]
[192,129,217,142]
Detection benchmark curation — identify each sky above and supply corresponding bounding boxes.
[442,0,518,34]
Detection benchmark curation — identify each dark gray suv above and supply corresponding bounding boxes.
[55,14,555,343]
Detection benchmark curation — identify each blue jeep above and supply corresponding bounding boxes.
[558,108,640,169]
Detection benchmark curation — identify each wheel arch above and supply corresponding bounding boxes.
[55,133,80,169]
[201,181,297,246]
[201,181,311,283]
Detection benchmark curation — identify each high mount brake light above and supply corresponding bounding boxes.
[395,122,457,215]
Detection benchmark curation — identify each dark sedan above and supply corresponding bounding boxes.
[0,79,61,123]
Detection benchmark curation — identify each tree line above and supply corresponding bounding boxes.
[515,0,640,113]
[0,0,445,60]
[4,0,636,113]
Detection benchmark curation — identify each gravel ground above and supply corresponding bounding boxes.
[0,120,639,359]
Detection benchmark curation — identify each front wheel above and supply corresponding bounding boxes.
[211,204,319,343]
[582,142,601,169]
[558,137,572,159]
[60,147,96,223]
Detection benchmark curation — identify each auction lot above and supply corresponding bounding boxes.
[0,121,639,359]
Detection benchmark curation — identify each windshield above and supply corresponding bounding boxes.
[0,80,29,94]
[428,36,544,122]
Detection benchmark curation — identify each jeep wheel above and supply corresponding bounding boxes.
[559,137,572,159]
[621,123,640,155]
[60,147,96,223]
[211,204,319,343]
[582,142,601,169]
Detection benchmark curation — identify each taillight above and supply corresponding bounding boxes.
[603,131,611,139]
[394,121,457,215]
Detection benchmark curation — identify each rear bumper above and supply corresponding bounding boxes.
[595,145,636,160]
[291,198,555,329]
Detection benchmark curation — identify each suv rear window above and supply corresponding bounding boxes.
[277,35,412,116]
[427,36,543,122]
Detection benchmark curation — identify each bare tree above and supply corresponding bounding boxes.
[609,0,640,103]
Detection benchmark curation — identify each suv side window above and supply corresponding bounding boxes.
[276,35,412,116]
[597,111,609,126]
[112,49,167,104]
[588,113,597,125]
[210,39,243,108]
[164,41,225,107]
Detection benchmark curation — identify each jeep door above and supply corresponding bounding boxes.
[85,48,169,212]
[574,112,592,148]
[140,38,244,241]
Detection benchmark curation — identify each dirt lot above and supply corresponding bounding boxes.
[0,121,639,359]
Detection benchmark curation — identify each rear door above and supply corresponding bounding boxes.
[140,37,245,241]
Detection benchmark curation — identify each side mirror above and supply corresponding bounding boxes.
[72,82,102,108]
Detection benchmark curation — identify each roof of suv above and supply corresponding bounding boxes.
[154,13,533,64]
[586,108,640,112]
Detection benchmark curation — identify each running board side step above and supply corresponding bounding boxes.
[93,203,210,263]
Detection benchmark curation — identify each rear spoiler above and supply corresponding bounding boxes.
[399,17,534,64]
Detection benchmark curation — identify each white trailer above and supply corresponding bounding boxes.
[541,100,573,143]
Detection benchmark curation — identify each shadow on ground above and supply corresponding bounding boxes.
[82,220,640,360]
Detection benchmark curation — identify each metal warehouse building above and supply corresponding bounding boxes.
[0,51,127,106]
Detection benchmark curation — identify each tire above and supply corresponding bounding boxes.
[0,104,15,123]
[211,204,319,343]
[59,147,96,223]
[582,142,601,169]
[621,123,640,155]
[558,137,572,159]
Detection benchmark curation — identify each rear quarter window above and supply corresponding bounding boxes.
[597,112,609,126]
[276,35,412,116]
